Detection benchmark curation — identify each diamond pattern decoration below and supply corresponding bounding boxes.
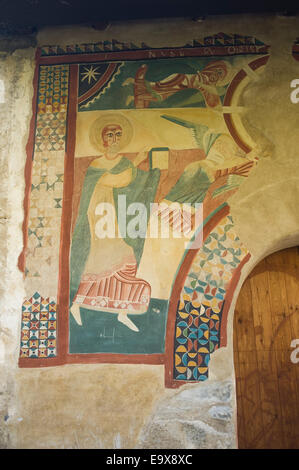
[24,63,68,294]
[21,65,68,360]
[173,215,248,382]
[40,34,268,57]
[35,65,68,153]
[25,150,65,287]
[35,112,67,152]
[19,292,57,358]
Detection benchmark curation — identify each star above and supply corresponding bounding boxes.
[81,66,100,85]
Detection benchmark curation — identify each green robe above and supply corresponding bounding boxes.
[70,157,160,304]
[165,165,211,206]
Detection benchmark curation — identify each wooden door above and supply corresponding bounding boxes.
[234,246,299,449]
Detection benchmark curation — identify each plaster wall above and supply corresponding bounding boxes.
[0,13,299,448]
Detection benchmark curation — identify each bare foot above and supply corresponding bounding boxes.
[117,313,139,332]
[70,303,82,326]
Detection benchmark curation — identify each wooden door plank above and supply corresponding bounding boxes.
[284,270,299,385]
[234,246,299,449]
[249,267,274,352]
[237,350,264,448]
[234,278,256,353]
[256,351,286,448]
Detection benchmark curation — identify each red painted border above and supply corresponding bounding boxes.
[65,353,165,365]
[223,55,270,154]
[164,204,230,388]
[57,64,79,360]
[19,353,165,368]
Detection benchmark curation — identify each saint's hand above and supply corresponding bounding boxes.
[214,161,255,179]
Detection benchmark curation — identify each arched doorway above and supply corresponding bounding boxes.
[234,246,299,449]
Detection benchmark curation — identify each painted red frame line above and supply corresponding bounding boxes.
[57,64,78,360]
[19,354,165,368]
[223,55,270,154]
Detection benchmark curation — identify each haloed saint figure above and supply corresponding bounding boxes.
[69,114,160,332]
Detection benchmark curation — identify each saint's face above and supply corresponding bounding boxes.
[102,124,123,154]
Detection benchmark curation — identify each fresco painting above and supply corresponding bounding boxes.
[19,34,270,386]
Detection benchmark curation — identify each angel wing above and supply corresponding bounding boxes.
[161,114,221,155]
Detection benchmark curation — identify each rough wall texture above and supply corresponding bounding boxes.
[0,13,299,448]
[0,48,34,448]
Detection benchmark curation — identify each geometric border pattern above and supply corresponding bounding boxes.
[35,65,68,153]
[174,215,249,381]
[20,66,69,359]
[24,65,69,291]
[20,292,57,358]
[40,33,269,57]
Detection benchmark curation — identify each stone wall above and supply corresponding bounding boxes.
[0,13,299,448]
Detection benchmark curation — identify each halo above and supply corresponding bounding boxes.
[89,113,133,153]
